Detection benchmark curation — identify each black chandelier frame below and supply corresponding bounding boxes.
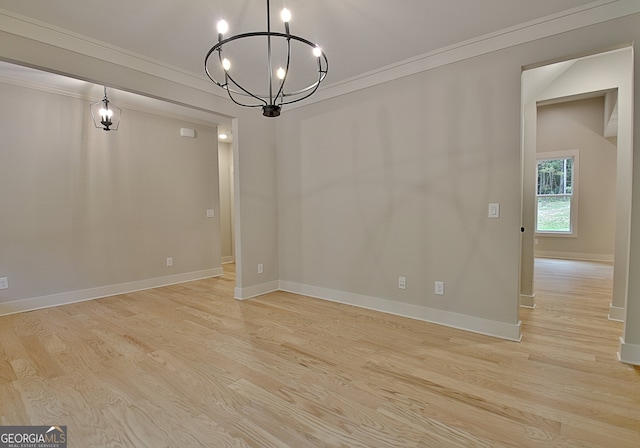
[89,86,121,131]
[204,0,328,117]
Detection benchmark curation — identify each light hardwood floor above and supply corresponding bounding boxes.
[1,259,639,447]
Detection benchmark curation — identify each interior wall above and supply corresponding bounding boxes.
[277,48,523,340]
[218,141,235,263]
[0,26,279,302]
[0,82,221,310]
[535,97,617,261]
[277,13,640,344]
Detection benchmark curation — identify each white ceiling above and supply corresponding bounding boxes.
[0,0,605,133]
[0,0,599,84]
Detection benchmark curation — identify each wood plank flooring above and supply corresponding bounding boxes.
[1,259,639,447]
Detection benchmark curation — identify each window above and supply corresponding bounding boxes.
[535,150,579,236]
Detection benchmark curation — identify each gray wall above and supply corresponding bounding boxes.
[277,49,523,338]
[0,25,278,303]
[0,82,221,306]
[276,13,640,347]
[535,97,617,261]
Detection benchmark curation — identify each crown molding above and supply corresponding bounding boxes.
[0,7,217,96]
[294,0,640,110]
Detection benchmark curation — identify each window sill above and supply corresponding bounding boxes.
[535,231,578,238]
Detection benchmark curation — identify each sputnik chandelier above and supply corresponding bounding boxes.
[204,0,328,117]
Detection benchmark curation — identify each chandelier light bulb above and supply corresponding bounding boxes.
[222,58,231,71]
[313,46,322,58]
[217,20,229,34]
[280,8,291,23]
[99,107,113,120]
[277,67,286,80]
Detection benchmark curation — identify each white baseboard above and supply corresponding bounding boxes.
[609,305,625,322]
[279,281,522,342]
[234,281,279,300]
[520,293,536,308]
[618,337,640,366]
[534,251,614,262]
[0,268,223,317]
[221,256,235,264]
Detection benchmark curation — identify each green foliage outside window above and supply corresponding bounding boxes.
[537,158,572,195]
[536,157,574,233]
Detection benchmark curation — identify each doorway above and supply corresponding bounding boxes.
[218,136,235,264]
[519,46,634,342]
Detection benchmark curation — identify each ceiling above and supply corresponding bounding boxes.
[0,0,604,133]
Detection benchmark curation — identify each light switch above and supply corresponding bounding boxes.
[488,203,500,218]
[206,209,215,218]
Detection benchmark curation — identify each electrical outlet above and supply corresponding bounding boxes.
[398,276,406,289]
[435,281,444,295]
[258,263,264,274]
[166,257,173,267]
[0,277,8,290]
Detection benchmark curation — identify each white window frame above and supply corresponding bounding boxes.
[535,149,579,238]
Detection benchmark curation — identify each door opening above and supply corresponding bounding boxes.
[519,46,633,345]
